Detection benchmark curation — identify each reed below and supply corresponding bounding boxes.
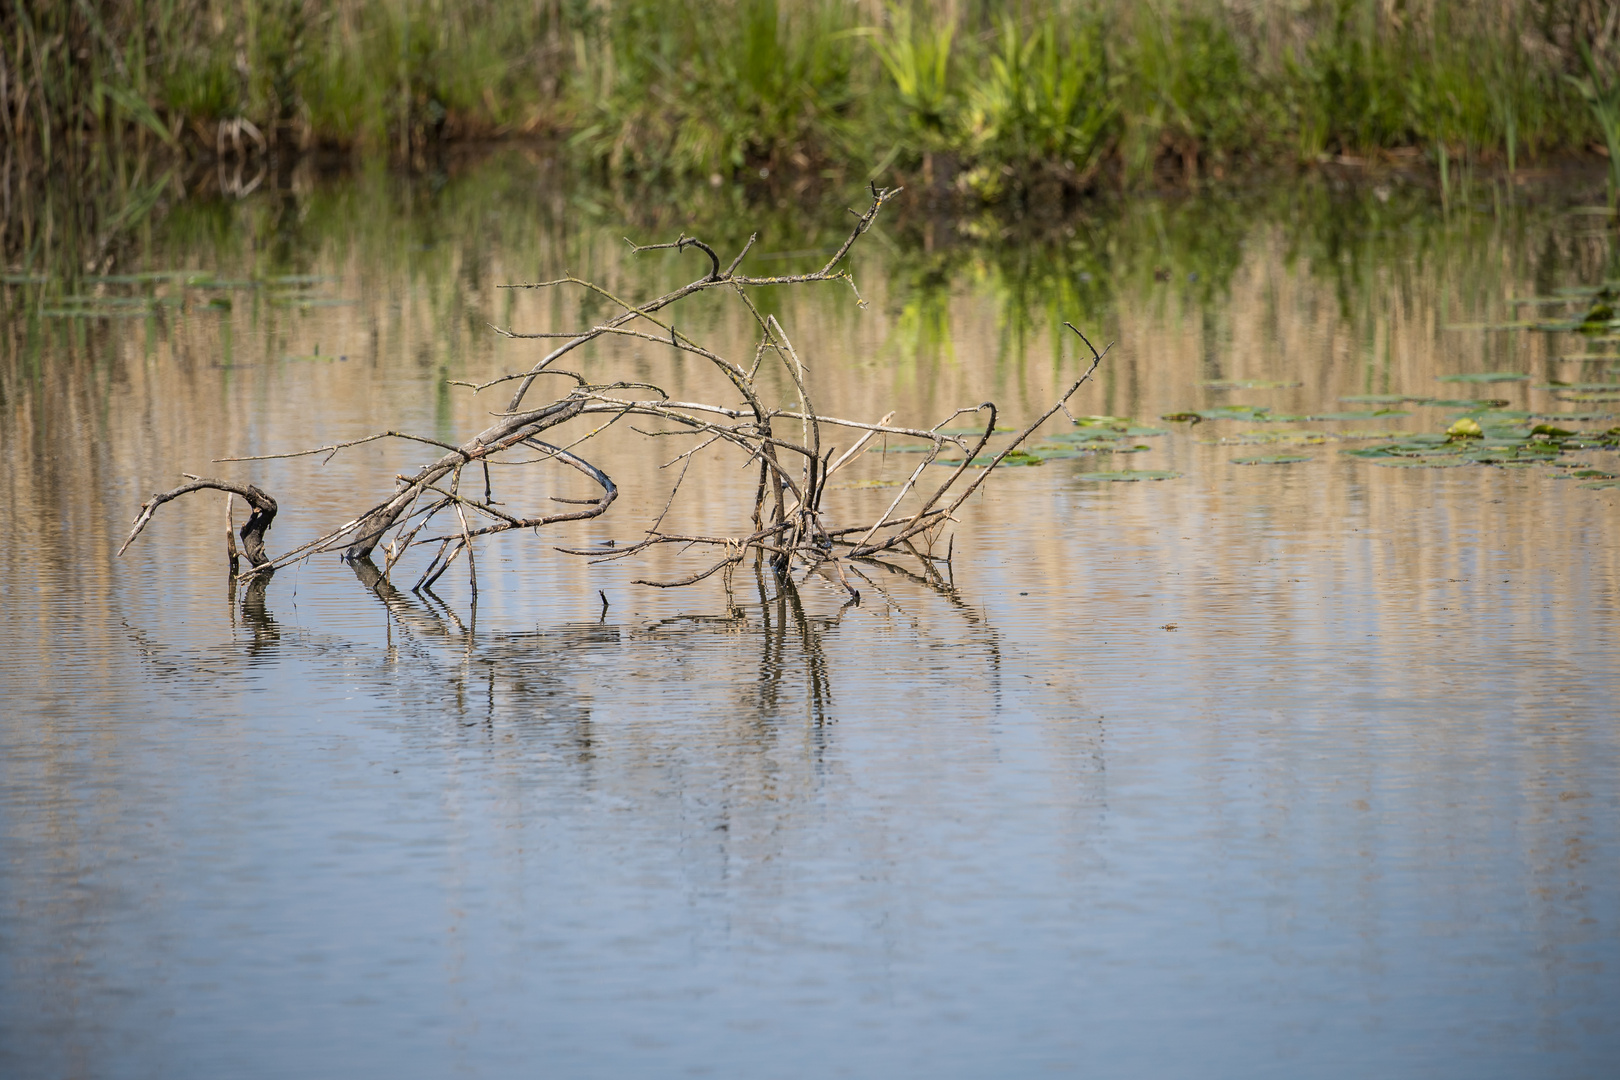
[1,1,1616,197]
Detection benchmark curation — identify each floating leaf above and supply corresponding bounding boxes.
[270,296,355,308]
[1536,382,1620,391]
[1580,478,1620,489]
[41,307,154,318]
[1420,398,1511,410]
[1222,430,1328,445]
[1533,412,1617,421]
[1232,454,1311,465]
[1371,458,1475,468]
[1304,409,1410,420]
[1340,394,1411,404]
[1199,379,1302,389]
[1437,372,1529,383]
[84,270,194,283]
[263,274,338,285]
[1079,470,1181,482]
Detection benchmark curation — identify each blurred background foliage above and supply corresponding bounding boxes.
[3,1,1618,187]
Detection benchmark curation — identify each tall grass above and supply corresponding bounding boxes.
[2,1,1618,199]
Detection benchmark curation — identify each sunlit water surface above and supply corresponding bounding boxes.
[3,158,1617,1078]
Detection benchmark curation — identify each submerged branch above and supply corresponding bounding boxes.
[121,185,1109,605]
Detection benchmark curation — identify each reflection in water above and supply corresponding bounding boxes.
[1,156,1617,1077]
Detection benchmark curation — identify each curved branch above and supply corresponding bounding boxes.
[120,477,279,567]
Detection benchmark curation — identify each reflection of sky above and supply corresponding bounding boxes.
[2,164,1618,1077]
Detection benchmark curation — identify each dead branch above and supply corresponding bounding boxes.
[120,477,278,568]
[119,184,1109,605]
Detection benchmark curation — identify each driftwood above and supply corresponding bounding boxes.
[120,184,1107,600]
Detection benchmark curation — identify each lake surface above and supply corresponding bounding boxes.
[2,155,1617,1078]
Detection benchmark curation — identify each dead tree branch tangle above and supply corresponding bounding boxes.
[121,185,1107,601]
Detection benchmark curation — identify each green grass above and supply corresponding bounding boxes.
[2,0,1617,198]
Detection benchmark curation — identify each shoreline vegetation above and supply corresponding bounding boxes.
[3,2,1619,281]
[3,1,1618,195]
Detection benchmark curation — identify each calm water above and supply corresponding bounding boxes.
[2,157,1618,1078]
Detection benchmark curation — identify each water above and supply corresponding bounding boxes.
[2,158,1617,1078]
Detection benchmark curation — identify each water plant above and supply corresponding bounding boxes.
[1568,39,1620,204]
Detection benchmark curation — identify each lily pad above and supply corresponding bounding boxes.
[1371,457,1476,468]
[270,296,356,308]
[1535,382,1620,391]
[1079,470,1181,482]
[1580,478,1620,489]
[1232,454,1312,465]
[1423,399,1511,410]
[41,307,155,318]
[1340,394,1412,404]
[1222,430,1329,445]
[1436,372,1529,383]
[1304,409,1409,420]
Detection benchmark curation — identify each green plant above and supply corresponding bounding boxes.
[1567,39,1620,203]
[1123,7,1255,181]
[961,14,1115,193]
[867,2,959,162]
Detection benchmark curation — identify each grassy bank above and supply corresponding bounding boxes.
[3,1,1619,199]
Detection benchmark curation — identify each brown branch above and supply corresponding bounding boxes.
[120,477,278,567]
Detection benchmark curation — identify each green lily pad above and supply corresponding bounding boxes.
[1222,430,1329,445]
[270,296,355,308]
[1437,372,1529,383]
[83,270,194,283]
[1580,478,1620,489]
[1371,457,1475,468]
[933,449,1045,468]
[1423,398,1512,410]
[1304,410,1410,420]
[1536,383,1620,391]
[40,307,155,318]
[1079,470,1181,482]
[1340,394,1412,404]
[1232,454,1312,465]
